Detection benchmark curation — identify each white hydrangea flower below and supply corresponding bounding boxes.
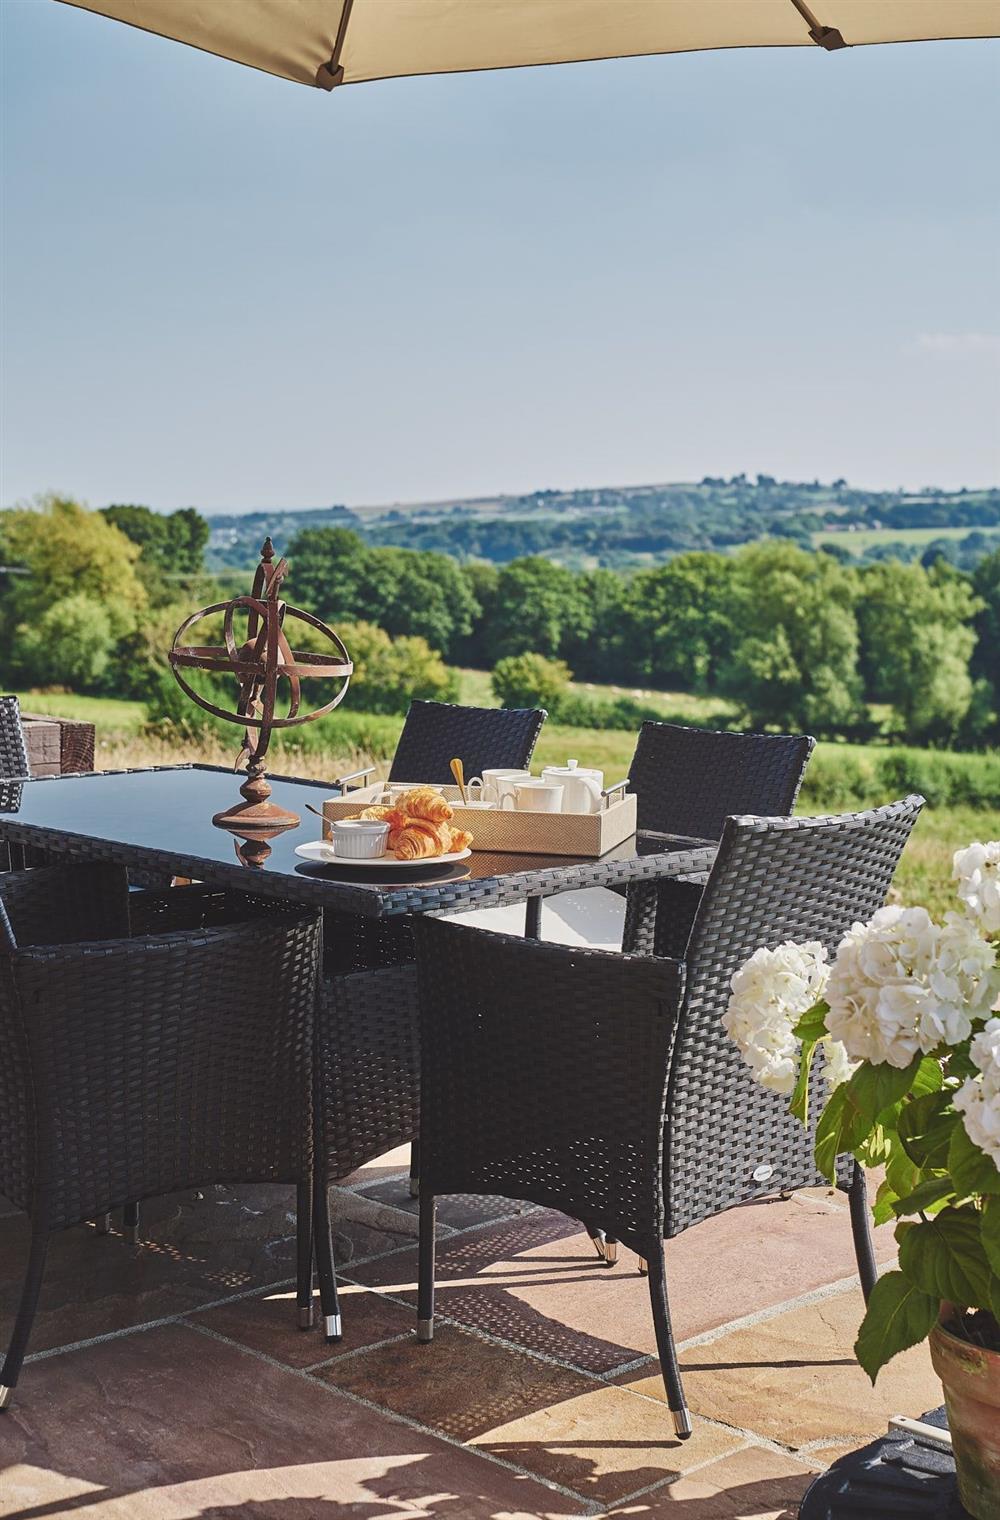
[954,1017,1000,1169]
[825,905,999,1069]
[953,841,1000,936]
[821,1036,857,1090]
[723,941,829,1096]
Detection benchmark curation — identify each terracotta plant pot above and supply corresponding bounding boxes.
[929,1309,1000,1520]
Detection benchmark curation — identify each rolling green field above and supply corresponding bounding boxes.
[11,686,996,920]
[812,526,997,554]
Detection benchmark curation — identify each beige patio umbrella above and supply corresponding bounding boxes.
[57,0,1000,92]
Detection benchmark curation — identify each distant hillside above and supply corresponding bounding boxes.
[204,478,1000,572]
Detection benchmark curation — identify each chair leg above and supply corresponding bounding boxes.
[646,1244,692,1440]
[123,1202,140,1244]
[603,1234,618,1267]
[312,1167,342,1343]
[409,1136,420,1199]
[848,1162,878,1304]
[582,1222,606,1261]
[94,1212,111,1236]
[417,1193,436,1343]
[296,1178,314,1330]
[1,1229,50,1409]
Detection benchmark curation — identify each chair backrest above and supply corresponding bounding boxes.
[0,862,132,951]
[628,721,814,838]
[388,699,546,785]
[663,795,924,1236]
[0,696,30,781]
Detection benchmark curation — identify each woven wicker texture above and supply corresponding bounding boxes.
[0,867,321,1231]
[411,798,922,1254]
[629,722,813,838]
[317,962,421,1179]
[414,916,683,1248]
[387,700,546,785]
[622,723,814,953]
[663,795,924,1233]
[0,697,30,780]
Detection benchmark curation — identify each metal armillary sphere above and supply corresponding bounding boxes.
[169,538,352,833]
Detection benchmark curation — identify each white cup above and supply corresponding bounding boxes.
[477,768,531,807]
[511,779,564,813]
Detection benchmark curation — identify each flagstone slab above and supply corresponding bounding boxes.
[625,1283,943,1447]
[317,1322,742,1506]
[349,1192,897,1377]
[602,1445,818,1518]
[0,1322,584,1519]
[190,1280,415,1369]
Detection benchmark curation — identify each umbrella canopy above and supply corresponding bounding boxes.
[57,0,1000,92]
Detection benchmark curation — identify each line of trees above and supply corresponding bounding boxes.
[1,499,997,748]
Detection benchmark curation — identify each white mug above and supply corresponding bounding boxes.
[476,768,531,807]
[510,779,564,813]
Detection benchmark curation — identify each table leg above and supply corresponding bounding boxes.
[524,897,541,940]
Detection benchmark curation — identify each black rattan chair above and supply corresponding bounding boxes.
[316,699,548,1226]
[411,796,924,1440]
[619,722,815,960]
[0,865,325,1407]
[387,699,546,787]
[0,697,30,874]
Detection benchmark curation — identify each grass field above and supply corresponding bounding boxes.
[812,526,999,554]
[12,687,996,921]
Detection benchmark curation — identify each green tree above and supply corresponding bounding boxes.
[857,560,981,740]
[486,557,592,663]
[720,540,863,733]
[0,497,147,679]
[334,621,458,714]
[971,548,1000,703]
[101,504,208,589]
[623,553,736,690]
[13,593,115,690]
[286,529,476,659]
[491,652,571,711]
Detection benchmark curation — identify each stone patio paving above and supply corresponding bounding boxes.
[0,1148,943,1519]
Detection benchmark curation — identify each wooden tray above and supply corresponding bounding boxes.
[321,780,637,857]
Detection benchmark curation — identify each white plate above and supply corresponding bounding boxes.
[294,841,472,869]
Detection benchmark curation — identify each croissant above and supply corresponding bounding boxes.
[399,787,454,825]
[393,818,450,861]
[447,828,473,853]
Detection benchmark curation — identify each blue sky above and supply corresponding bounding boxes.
[2,2,998,512]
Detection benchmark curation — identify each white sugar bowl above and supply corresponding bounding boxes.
[540,759,604,814]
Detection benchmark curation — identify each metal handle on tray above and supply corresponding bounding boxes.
[601,779,630,810]
[334,765,377,792]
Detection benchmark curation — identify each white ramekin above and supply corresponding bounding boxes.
[331,819,390,859]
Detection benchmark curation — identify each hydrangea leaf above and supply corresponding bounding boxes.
[789,1032,821,1127]
[891,1177,954,1217]
[854,1270,938,1384]
[982,1198,1000,1277]
[873,1179,899,1227]
[897,1206,994,1309]
[792,1001,829,1041]
[815,1056,923,1181]
[897,1090,955,1170]
[948,1123,1000,1199]
[911,1057,944,1097]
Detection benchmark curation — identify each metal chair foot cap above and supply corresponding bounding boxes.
[124,1227,140,1245]
[637,1258,648,1275]
[587,1233,606,1261]
[603,1243,618,1266]
[417,1319,434,1343]
[0,1386,11,1412]
[95,1214,111,1236]
[408,1179,420,1199]
[298,1305,315,1330]
[672,1407,693,1439]
[324,1314,342,1343]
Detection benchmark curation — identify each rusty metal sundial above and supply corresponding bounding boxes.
[169,539,352,836]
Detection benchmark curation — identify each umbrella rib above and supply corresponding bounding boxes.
[317,0,355,88]
[787,0,848,50]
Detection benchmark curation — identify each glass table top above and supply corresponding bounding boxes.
[0,766,716,916]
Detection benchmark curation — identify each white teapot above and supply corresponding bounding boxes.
[540,759,604,814]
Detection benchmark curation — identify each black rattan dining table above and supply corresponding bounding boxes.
[0,765,718,920]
